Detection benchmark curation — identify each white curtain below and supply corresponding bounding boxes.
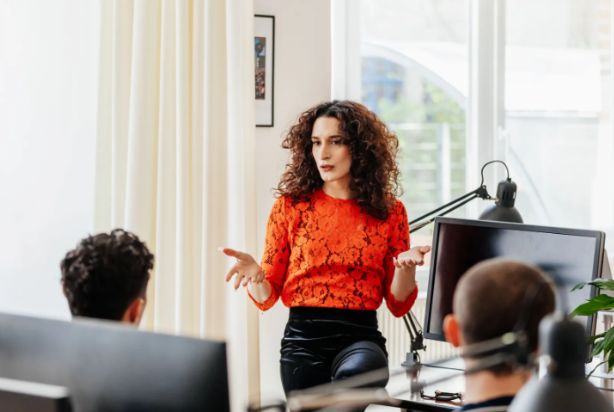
[94,0,260,409]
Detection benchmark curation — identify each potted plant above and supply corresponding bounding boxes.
[572,279,614,373]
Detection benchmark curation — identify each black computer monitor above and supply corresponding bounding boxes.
[0,377,72,412]
[424,217,606,342]
[0,312,230,412]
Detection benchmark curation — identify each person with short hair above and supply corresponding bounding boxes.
[60,228,154,325]
[443,258,556,411]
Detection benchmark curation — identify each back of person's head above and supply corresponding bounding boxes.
[60,229,154,323]
[444,258,555,374]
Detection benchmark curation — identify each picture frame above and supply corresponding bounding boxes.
[254,15,275,127]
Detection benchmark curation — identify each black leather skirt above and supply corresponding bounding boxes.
[279,307,388,394]
[281,306,387,357]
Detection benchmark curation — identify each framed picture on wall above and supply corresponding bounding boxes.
[255,14,275,127]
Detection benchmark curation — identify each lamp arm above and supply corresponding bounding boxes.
[410,193,481,232]
[401,309,427,369]
[404,185,492,368]
[409,186,491,230]
[402,314,416,341]
[402,311,426,350]
[408,311,426,352]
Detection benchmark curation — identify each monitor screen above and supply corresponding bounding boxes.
[0,313,230,412]
[424,217,605,342]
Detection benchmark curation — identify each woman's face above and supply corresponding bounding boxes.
[311,116,352,188]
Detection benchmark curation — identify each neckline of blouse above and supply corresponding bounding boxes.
[317,188,357,202]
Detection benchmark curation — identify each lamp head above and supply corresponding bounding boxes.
[479,179,523,223]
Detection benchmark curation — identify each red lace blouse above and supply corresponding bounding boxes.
[249,189,417,317]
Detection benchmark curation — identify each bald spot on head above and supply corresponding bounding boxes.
[453,258,555,353]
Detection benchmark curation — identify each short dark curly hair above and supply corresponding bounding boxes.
[276,100,401,220]
[60,229,154,321]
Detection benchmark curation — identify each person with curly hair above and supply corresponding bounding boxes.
[222,100,430,400]
[60,228,154,325]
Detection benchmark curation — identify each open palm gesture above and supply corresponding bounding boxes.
[221,247,265,289]
[393,245,431,268]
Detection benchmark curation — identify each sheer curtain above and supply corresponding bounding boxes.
[94,0,259,408]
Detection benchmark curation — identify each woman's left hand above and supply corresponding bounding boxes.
[394,245,431,268]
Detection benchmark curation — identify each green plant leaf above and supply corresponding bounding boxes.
[593,338,606,357]
[602,328,614,354]
[595,329,614,372]
[572,279,614,292]
[607,347,614,371]
[590,332,607,343]
[571,294,614,316]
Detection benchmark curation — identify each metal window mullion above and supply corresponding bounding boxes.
[439,123,451,204]
[331,0,361,100]
[468,0,506,212]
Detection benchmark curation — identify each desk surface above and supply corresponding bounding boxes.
[381,363,465,411]
[380,361,614,412]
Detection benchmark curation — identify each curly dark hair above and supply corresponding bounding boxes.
[276,100,401,220]
[60,229,154,321]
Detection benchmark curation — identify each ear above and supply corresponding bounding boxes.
[443,314,462,348]
[121,298,146,326]
[61,280,69,298]
[61,284,75,317]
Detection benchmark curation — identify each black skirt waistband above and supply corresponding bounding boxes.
[289,306,378,325]
[284,306,386,357]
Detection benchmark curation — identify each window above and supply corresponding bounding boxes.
[505,0,613,236]
[0,0,99,318]
[336,0,614,366]
[358,0,470,244]
[337,0,470,364]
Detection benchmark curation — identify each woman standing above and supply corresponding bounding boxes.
[223,100,430,399]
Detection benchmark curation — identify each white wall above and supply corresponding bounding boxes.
[253,0,332,401]
[0,0,99,319]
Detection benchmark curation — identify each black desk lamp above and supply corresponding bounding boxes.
[509,274,614,412]
[509,312,614,412]
[402,160,523,368]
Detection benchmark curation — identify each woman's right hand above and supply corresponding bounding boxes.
[221,247,265,289]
